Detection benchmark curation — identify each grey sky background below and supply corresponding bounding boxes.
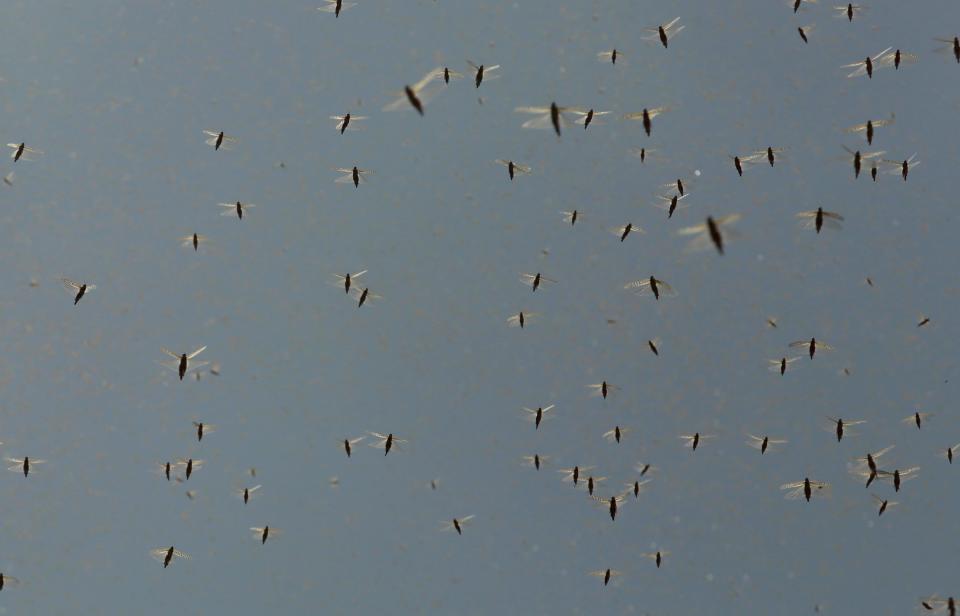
[1,1,959,614]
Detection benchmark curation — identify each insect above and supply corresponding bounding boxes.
[843,47,892,78]
[332,270,367,295]
[318,0,356,18]
[635,463,656,478]
[841,145,885,179]
[335,166,371,188]
[677,214,741,255]
[768,356,801,376]
[150,547,189,568]
[798,24,814,44]
[522,404,555,430]
[495,159,532,181]
[624,276,674,300]
[559,465,594,487]
[641,551,668,568]
[441,515,475,535]
[0,573,21,591]
[643,17,684,48]
[653,192,689,219]
[647,338,661,356]
[943,443,960,465]
[920,596,957,614]
[587,381,617,400]
[160,346,208,380]
[61,278,96,305]
[466,61,499,89]
[236,485,262,505]
[436,67,463,84]
[592,493,628,521]
[834,3,866,21]
[180,233,209,251]
[796,207,844,233]
[519,272,556,292]
[6,142,42,162]
[792,0,817,14]
[368,432,406,455]
[202,130,236,151]
[176,458,203,480]
[746,434,787,454]
[877,467,919,492]
[610,222,644,242]
[903,411,932,430]
[883,153,919,181]
[350,286,382,307]
[789,337,832,359]
[602,426,630,444]
[872,494,896,516]
[825,417,865,442]
[781,478,830,501]
[383,67,445,116]
[507,311,539,328]
[522,454,548,470]
[514,103,582,137]
[627,479,652,499]
[330,113,367,134]
[851,445,895,487]
[560,210,580,226]
[6,457,45,477]
[251,526,281,544]
[192,421,215,442]
[679,433,714,451]
[218,201,256,219]
[624,107,669,136]
[845,116,894,145]
[878,48,917,70]
[934,36,960,64]
[589,568,621,586]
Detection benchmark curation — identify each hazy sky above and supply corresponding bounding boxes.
[1,1,959,614]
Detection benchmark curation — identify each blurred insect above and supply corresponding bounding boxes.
[515,103,583,137]
[603,426,630,444]
[597,47,624,66]
[883,153,919,181]
[769,356,801,376]
[825,417,865,442]
[507,311,539,328]
[641,551,668,568]
[520,272,556,292]
[158,461,174,481]
[350,286,381,307]
[627,479,652,499]
[852,445,895,487]
[341,436,365,458]
[559,465,594,487]
[495,159,532,181]
[383,67,444,116]
[251,526,280,544]
[571,108,612,131]
[330,113,366,134]
[943,443,960,465]
[920,595,956,615]
[160,346,208,380]
[0,573,20,591]
[746,434,787,454]
[436,67,463,84]
[150,547,189,568]
[318,0,355,18]
[766,317,778,328]
[643,17,684,48]
[7,142,42,162]
[192,421,214,442]
[789,337,831,360]
[522,454,547,470]
[679,433,714,451]
[653,192,689,219]
[593,493,628,521]
[917,316,931,328]
[441,515,475,535]
[730,153,762,176]
[624,107,669,136]
[872,494,896,516]
[218,201,255,219]
[636,463,656,477]
[466,61,499,88]
[368,432,406,455]
[584,475,607,497]
[845,116,894,146]
[176,457,203,480]
[561,210,579,226]
[624,277,675,301]
[335,166,371,188]
[796,207,844,233]
[180,233,209,252]
[834,3,865,21]
[662,177,690,197]
[677,214,741,255]
[3,171,13,186]
[647,338,661,356]
[843,47,892,78]
[792,0,817,13]
[798,24,814,44]
[202,130,236,151]
[841,146,885,179]
[878,48,917,70]
[611,222,644,242]
[934,36,960,64]
[877,467,919,492]
[751,146,785,167]
[781,478,830,501]
[237,484,262,505]
[332,270,367,295]
[6,457,44,477]
[587,381,617,400]
[629,147,655,163]
[61,278,95,305]
[903,411,932,430]
[589,568,621,586]
[523,404,555,430]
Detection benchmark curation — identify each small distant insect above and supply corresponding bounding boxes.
[436,67,463,84]
[561,210,579,226]
[872,494,896,516]
[624,107,669,136]
[796,207,844,233]
[251,526,280,545]
[677,214,741,255]
[643,17,684,48]
[603,426,630,444]
[332,270,368,295]
[176,458,203,480]
[878,48,917,70]
[653,192,689,219]
[589,568,621,586]
[350,286,381,307]
[218,201,255,220]
[852,445,895,487]
[559,465,594,487]
[834,3,865,21]
[180,233,209,252]
[792,0,817,14]
[730,153,761,176]
[611,222,644,242]
[584,475,607,497]
[877,467,919,492]
[522,454,547,470]
[150,547,189,568]
[825,417,865,442]
[798,24,814,44]
[679,433,714,451]
[368,432,406,455]
[921,596,957,615]
[934,36,960,64]
[507,311,539,328]
[781,478,830,501]
[597,49,622,64]
[766,317,778,328]
[789,337,832,360]
[917,316,931,328]
[158,461,174,481]
[202,130,237,151]
[495,159,532,181]
[515,103,582,137]
[627,479,652,498]
[903,411,932,429]
[845,116,894,146]
[7,142,42,162]
[641,551,668,568]
[624,276,674,300]
[6,457,44,477]
[769,356,801,376]
[160,346,208,380]
[3,171,14,186]
[335,166,371,188]
[466,61,499,88]
[746,434,787,454]
[330,113,367,134]
[192,421,214,442]
[592,493,628,521]
[61,278,96,305]
[237,484,262,505]
[647,338,660,356]
[520,272,556,292]
[635,463,656,477]
[843,47,892,78]
[587,381,617,400]
[441,515,475,535]
[571,108,612,130]
[318,0,356,18]
[0,573,21,591]
[841,145,885,179]
[943,443,960,464]
[883,154,919,181]
[383,67,445,116]
[522,404,555,430]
